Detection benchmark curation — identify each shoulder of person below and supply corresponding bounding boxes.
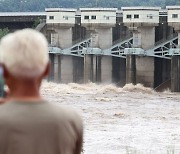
[51,103,82,121]
[62,105,83,122]
[55,104,83,130]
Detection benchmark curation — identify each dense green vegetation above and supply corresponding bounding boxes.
[0,0,179,12]
[0,28,9,39]
[0,28,9,97]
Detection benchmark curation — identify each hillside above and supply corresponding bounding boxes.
[0,0,179,12]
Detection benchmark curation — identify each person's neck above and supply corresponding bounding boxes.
[8,79,42,101]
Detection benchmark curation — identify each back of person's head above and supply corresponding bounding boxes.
[0,29,49,78]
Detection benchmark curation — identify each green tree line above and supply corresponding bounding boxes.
[0,0,179,12]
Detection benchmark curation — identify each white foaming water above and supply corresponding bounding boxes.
[122,83,155,94]
[41,81,180,154]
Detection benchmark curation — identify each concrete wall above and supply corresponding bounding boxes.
[136,57,154,87]
[130,25,173,88]
[112,57,126,86]
[84,55,101,83]
[54,55,61,82]
[168,15,180,92]
[48,54,55,81]
[96,28,113,83]
[51,28,73,49]
[127,26,155,87]
[167,9,180,23]
[133,31,142,48]
[46,9,76,24]
[90,32,99,48]
[48,55,84,83]
[96,28,113,49]
[171,56,180,92]
[126,55,136,85]
[89,28,113,49]
[133,27,155,49]
[178,32,180,47]
[123,9,159,24]
[51,32,59,46]
[154,58,171,88]
[101,56,112,83]
[73,57,84,83]
[60,56,73,83]
[84,55,113,83]
[84,55,92,82]
[84,27,113,83]
[80,9,117,25]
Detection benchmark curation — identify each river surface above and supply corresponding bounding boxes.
[41,81,180,154]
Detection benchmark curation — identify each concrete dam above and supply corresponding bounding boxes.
[37,6,180,92]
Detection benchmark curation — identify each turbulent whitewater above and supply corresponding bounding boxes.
[41,81,180,154]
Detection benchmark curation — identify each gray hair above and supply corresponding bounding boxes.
[0,29,49,78]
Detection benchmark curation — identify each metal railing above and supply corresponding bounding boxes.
[112,33,132,45]
[48,33,179,59]
[147,33,178,50]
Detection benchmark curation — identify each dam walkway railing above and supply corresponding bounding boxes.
[48,35,179,59]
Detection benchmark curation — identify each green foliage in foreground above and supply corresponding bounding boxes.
[32,17,41,29]
[0,28,9,39]
[0,0,179,12]
[0,28,8,97]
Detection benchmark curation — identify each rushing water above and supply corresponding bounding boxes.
[41,81,180,154]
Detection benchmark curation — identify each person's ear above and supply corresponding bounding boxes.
[42,62,50,78]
